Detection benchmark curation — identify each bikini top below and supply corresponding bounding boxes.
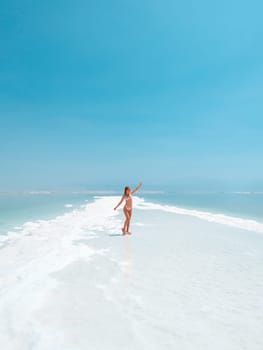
[125,194,132,202]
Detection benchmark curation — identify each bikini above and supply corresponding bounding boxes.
[124,194,132,211]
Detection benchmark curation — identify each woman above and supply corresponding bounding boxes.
[114,182,143,235]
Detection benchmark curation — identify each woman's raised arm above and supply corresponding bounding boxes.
[131,182,143,195]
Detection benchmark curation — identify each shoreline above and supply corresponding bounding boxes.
[0,196,262,349]
[1,195,263,241]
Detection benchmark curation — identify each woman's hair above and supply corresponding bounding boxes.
[124,186,130,195]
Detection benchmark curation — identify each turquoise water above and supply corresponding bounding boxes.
[143,192,263,222]
[0,193,95,234]
[1,191,263,235]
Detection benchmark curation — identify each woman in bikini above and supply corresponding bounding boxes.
[114,182,142,235]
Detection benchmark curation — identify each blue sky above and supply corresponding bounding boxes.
[0,0,262,191]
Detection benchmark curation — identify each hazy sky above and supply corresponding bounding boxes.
[1,0,262,191]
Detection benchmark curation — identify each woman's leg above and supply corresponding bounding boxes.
[123,208,131,234]
[126,209,132,233]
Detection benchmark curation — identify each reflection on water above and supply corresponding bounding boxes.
[122,237,133,279]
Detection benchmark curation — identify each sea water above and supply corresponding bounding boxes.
[1,191,263,236]
[142,192,263,222]
[0,192,95,235]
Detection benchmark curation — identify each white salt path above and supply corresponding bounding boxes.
[0,196,263,350]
